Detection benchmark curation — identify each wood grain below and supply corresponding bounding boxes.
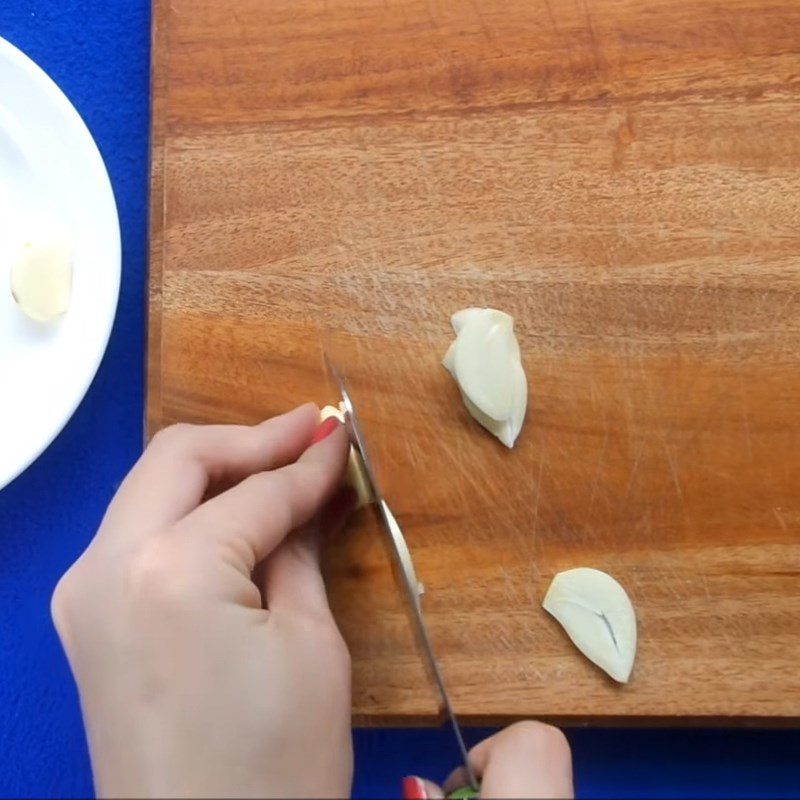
[148,0,800,722]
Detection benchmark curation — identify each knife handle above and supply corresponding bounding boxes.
[447,785,481,799]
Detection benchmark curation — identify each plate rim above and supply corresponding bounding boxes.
[0,36,122,491]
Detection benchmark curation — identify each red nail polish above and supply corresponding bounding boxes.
[310,416,340,445]
[402,776,427,800]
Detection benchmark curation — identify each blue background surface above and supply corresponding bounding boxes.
[0,2,797,797]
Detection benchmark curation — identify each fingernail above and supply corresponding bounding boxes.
[310,416,340,445]
[402,776,427,800]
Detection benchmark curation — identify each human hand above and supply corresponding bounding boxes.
[51,404,354,798]
[403,721,573,799]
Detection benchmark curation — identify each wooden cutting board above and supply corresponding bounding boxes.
[148,0,800,723]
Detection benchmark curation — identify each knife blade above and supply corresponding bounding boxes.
[325,356,479,793]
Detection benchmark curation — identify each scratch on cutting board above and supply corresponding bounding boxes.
[586,425,610,517]
[665,566,687,601]
[623,441,646,501]
[638,505,654,542]
[663,442,685,507]
[582,0,603,72]
[466,0,495,44]
[531,447,547,542]
[315,339,328,382]
[773,507,788,532]
[588,377,598,406]
[500,567,515,607]
[543,0,561,33]
[741,408,754,463]
[737,374,754,463]
[423,0,437,28]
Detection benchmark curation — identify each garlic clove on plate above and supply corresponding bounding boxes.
[320,404,374,508]
[542,567,637,684]
[10,236,73,322]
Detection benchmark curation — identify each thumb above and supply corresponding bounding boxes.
[173,419,349,574]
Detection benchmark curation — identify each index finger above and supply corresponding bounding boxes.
[172,421,350,573]
[101,403,321,540]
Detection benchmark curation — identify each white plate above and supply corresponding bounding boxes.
[0,38,120,490]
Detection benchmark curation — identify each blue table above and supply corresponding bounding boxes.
[0,3,797,797]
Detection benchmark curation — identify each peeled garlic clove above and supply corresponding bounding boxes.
[10,237,73,322]
[451,307,481,334]
[451,306,513,335]
[442,340,457,374]
[542,568,637,684]
[500,361,527,448]
[443,307,527,448]
[320,405,374,508]
[453,310,516,421]
[460,392,503,440]
[321,405,343,423]
[460,392,517,449]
